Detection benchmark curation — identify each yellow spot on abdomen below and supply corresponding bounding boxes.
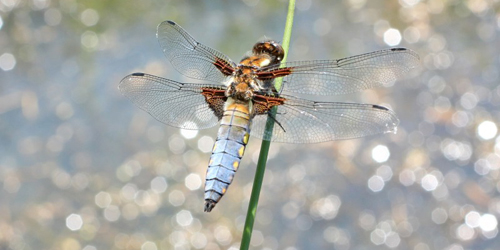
[238,145,245,157]
[243,133,249,144]
[233,161,239,170]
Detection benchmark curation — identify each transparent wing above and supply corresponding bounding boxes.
[157,20,236,83]
[258,48,419,96]
[250,95,399,143]
[119,73,222,129]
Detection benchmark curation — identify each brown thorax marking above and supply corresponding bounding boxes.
[225,65,259,101]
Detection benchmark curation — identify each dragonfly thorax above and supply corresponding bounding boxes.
[224,65,263,101]
[225,80,253,101]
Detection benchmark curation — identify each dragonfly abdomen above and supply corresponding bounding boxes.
[204,98,252,212]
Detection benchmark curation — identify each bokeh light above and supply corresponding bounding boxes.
[95,191,112,208]
[197,135,214,153]
[0,53,16,71]
[383,28,402,46]
[151,176,168,193]
[104,205,121,222]
[478,214,498,232]
[66,214,83,231]
[371,145,390,163]
[477,121,498,140]
[456,224,475,241]
[367,175,385,192]
[81,8,99,27]
[184,173,202,190]
[180,128,199,139]
[421,174,439,191]
[431,207,448,224]
[168,190,186,207]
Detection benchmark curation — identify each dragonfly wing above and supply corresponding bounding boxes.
[249,95,399,143]
[157,20,236,83]
[258,48,419,96]
[119,73,223,129]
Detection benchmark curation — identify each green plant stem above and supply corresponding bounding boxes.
[240,1,295,249]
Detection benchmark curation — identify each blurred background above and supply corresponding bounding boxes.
[1,0,500,249]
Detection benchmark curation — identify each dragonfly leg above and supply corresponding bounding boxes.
[267,111,286,133]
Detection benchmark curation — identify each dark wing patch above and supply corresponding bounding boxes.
[213,57,235,76]
[252,94,286,116]
[201,88,227,119]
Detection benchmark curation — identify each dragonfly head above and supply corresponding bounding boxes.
[252,40,284,65]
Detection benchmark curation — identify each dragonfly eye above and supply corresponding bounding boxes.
[253,41,285,64]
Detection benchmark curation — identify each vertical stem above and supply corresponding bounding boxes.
[240,1,295,249]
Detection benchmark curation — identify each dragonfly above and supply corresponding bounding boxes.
[119,20,419,212]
